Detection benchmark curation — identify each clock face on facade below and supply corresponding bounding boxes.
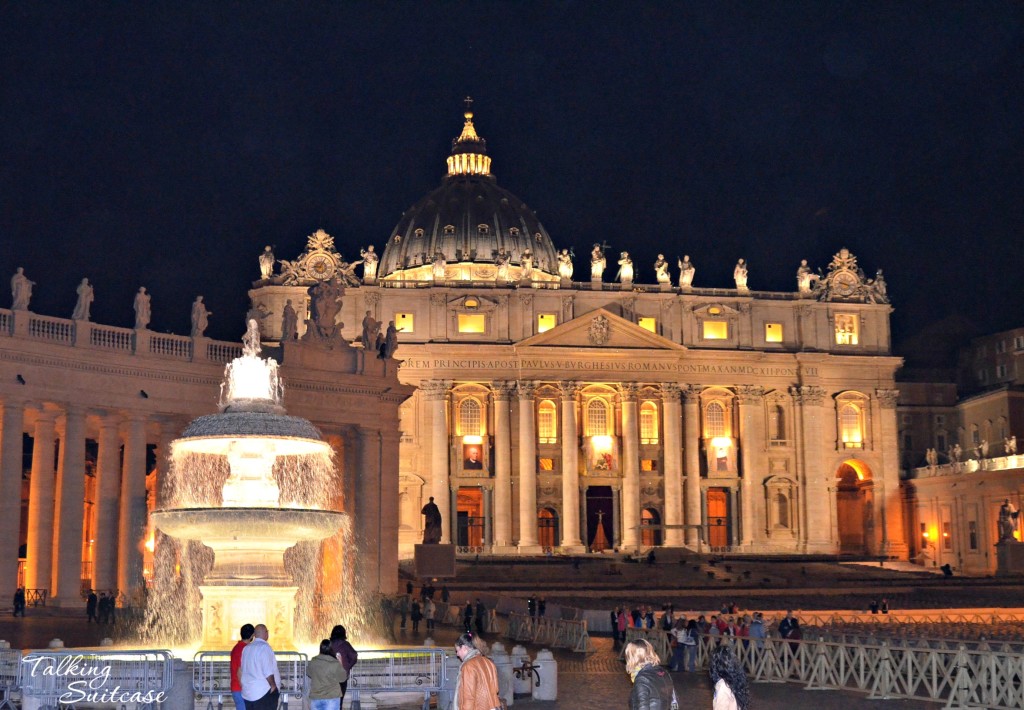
[832,270,859,297]
[306,253,336,281]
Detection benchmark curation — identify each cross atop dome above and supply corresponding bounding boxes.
[448,97,491,176]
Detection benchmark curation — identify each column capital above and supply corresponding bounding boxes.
[2,398,26,413]
[491,381,516,401]
[421,379,452,401]
[681,385,703,403]
[620,383,639,401]
[660,382,681,399]
[790,385,826,406]
[516,380,538,399]
[735,385,766,404]
[559,380,580,399]
[875,388,900,409]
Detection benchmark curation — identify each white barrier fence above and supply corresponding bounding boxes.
[347,648,447,710]
[505,612,594,653]
[0,648,20,710]
[21,649,174,710]
[193,651,306,709]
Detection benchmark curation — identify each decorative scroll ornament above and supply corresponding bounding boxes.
[817,247,888,304]
[279,229,362,287]
[588,315,611,345]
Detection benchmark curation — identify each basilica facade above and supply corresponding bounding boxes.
[250,108,909,561]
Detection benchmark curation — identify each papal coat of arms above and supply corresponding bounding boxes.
[588,315,611,345]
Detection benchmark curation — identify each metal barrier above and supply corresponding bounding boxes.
[21,649,173,710]
[347,647,447,710]
[0,648,21,710]
[193,650,306,709]
[505,612,593,653]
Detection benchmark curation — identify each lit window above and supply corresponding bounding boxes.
[835,314,858,345]
[703,320,728,340]
[840,404,863,448]
[538,400,557,443]
[464,297,479,309]
[538,457,554,471]
[705,402,726,438]
[942,521,952,551]
[640,459,657,472]
[537,314,557,333]
[458,314,487,333]
[765,322,783,343]
[640,401,659,443]
[585,399,610,437]
[638,317,657,333]
[458,398,483,436]
[395,312,414,333]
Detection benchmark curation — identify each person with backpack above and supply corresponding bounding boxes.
[307,639,346,710]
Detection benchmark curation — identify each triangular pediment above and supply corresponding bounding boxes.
[518,308,686,350]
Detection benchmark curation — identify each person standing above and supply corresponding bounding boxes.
[307,639,346,710]
[86,590,98,623]
[399,593,409,630]
[240,623,280,710]
[411,599,423,633]
[230,624,255,710]
[12,588,26,617]
[709,645,750,710]
[463,601,473,632]
[474,599,486,635]
[624,638,675,710]
[330,624,358,706]
[425,597,436,632]
[453,633,501,710]
[611,606,621,644]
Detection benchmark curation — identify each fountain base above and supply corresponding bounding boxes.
[199,585,301,650]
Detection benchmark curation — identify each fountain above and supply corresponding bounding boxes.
[150,320,346,650]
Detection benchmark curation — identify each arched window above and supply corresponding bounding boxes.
[585,398,611,437]
[839,403,863,448]
[640,401,659,444]
[776,492,790,528]
[768,404,786,443]
[705,402,726,438]
[538,400,557,444]
[538,508,559,548]
[458,398,483,436]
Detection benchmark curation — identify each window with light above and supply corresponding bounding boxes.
[839,403,863,448]
[640,401,659,444]
[638,317,657,333]
[537,400,557,443]
[458,314,487,333]
[703,320,728,340]
[585,398,611,437]
[705,401,726,438]
[394,312,414,333]
[537,314,557,333]
[458,398,483,436]
[765,322,783,343]
[834,314,858,345]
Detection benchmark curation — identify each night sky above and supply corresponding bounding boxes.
[2,3,1022,367]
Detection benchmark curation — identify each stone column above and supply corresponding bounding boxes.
[736,386,765,548]
[682,386,703,547]
[92,414,122,591]
[876,388,908,559]
[25,409,57,592]
[378,430,401,594]
[491,381,514,550]
[357,426,382,588]
[792,386,831,553]
[611,483,622,548]
[52,405,86,606]
[620,384,641,550]
[516,381,540,552]
[483,486,493,546]
[117,414,148,598]
[0,400,26,602]
[661,384,684,547]
[423,380,452,543]
[559,381,584,551]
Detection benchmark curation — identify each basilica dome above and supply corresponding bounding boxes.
[379,107,560,283]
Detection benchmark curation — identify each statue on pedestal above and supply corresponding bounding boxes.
[280,300,298,343]
[1006,435,1018,455]
[305,279,345,344]
[190,296,211,337]
[678,256,695,289]
[590,243,607,280]
[72,278,94,321]
[871,269,889,303]
[557,249,574,281]
[925,447,938,467]
[796,259,820,295]
[421,496,442,544]
[360,245,378,283]
[10,267,34,311]
[520,248,535,282]
[133,287,151,330]
[734,259,749,291]
[616,252,634,284]
[654,254,670,284]
[378,321,400,359]
[361,310,382,350]
[998,499,1020,543]
[258,246,275,280]
[432,251,447,282]
[495,249,511,281]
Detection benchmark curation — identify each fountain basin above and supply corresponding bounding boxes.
[152,507,344,543]
[174,412,331,454]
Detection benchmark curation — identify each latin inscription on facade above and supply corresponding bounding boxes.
[401,358,816,378]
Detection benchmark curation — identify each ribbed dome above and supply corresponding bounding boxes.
[379,105,559,281]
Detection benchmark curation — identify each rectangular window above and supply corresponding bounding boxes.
[458,313,487,333]
[996,340,1006,354]
[538,457,554,471]
[902,432,913,450]
[537,313,557,333]
[1014,336,1024,350]
[640,459,658,472]
[394,312,415,333]
[764,322,783,343]
[638,317,657,333]
[537,402,557,444]
[997,364,1008,378]
[942,521,952,551]
[936,433,947,452]
[703,320,728,340]
[935,415,945,426]
[834,314,859,345]
[968,521,978,550]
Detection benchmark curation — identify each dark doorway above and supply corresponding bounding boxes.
[586,486,614,551]
[707,487,730,548]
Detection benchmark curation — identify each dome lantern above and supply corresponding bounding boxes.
[447,97,492,176]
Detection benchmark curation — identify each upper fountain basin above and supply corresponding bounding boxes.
[175,412,330,455]
[151,507,346,542]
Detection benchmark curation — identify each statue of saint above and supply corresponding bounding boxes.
[495,249,511,281]
[949,443,962,463]
[258,246,275,280]
[421,496,442,544]
[872,269,889,302]
[432,251,447,281]
[796,259,819,295]
[245,303,272,328]
[678,256,695,289]
[336,257,363,287]
[998,499,1020,543]
[734,259,749,291]
[190,296,211,337]
[10,267,34,311]
[72,278,94,321]
[557,248,574,281]
[308,279,343,336]
[654,254,670,284]
[361,310,382,350]
[378,320,400,359]
[616,251,634,283]
[980,439,990,458]
[520,248,534,281]
[925,447,938,467]
[1006,435,1018,456]
[133,287,151,330]
[360,245,378,283]
[280,300,298,342]
[590,244,606,280]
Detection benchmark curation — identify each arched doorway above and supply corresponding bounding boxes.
[641,508,662,547]
[836,460,874,554]
[538,508,559,549]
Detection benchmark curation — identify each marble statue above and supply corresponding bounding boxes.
[590,243,607,280]
[336,257,363,287]
[678,256,695,289]
[245,303,271,327]
[557,248,574,281]
[1006,435,1018,456]
[925,447,938,467]
[421,496,442,544]
[432,251,447,281]
[280,300,298,342]
[872,269,888,303]
[378,320,400,359]
[190,296,211,337]
[616,252,634,283]
[133,287,151,329]
[796,259,820,295]
[258,246,275,280]
[979,439,990,458]
[495,248,511,281]
[998,499,1020,542]
[654,254,670,284]
[361,310,382,350]
[949,443,962,463]
[10,267,34,311]
[72,278,94,321]
[734,259,749,291]
[308,279,343,336]
[520,248,535,281]
[360,245,378,283]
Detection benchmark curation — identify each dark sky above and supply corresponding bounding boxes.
[2,3,1022,365]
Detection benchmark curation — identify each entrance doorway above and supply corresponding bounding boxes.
[538,508,559,548]
[586,486,614,551]
[707,488,730,548]
[641,508,662,547]
[456,487,484,547]
[836,460,873,554]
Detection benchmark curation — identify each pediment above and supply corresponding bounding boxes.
[693,303,740,317]
[517,308,686,350]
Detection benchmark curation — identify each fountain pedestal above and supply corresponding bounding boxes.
[200,585,300,649]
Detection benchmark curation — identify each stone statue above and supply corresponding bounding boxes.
[950,443,962,463]
[616,252,634,284]
[678,256,695,289]
[378,320,400,359]
[10,267,34,311]
[258,246,275,280]
[557,248,574,281]
[245,303,272,328]
[998,499,1020,542]
[133,287,151,330]
[495,248,511,281]
[1006,435,1017,455]
[925,447,938,467]
[190,296,210,337]
[336,257,363,287]
[361,310,382,350]
[360,245,378,283]
[432,251,447,281]
[734,259,749,291]
[980,439,990,458]
[520,248,534,282]
[308,279,343,338]
[590,244,606,280]
[72,278,94,321]
[872,269,889,303]
[796,259,820,295]
[421,496,442,544]
[280,299,298,342]
[654,254,670,284]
